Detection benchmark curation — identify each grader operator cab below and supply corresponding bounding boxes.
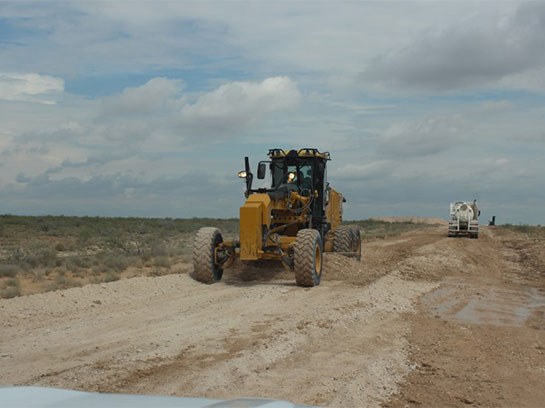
[192,148,361,287]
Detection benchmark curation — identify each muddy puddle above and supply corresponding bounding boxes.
[422,277,545,329]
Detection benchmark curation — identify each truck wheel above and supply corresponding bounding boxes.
[333,227,351,252]
[192,227,224,284]
[294,229,322,287]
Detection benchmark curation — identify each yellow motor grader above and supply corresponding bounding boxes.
[192,148,361,287]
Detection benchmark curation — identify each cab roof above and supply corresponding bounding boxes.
[268,148,330,160]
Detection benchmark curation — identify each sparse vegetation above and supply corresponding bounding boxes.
[0,215,238,298]
[0,214,433,298]
[345,219,438,239]
[500,224,545,236]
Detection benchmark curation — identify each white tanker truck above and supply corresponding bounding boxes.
[448,200,480,238]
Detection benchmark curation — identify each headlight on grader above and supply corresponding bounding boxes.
[287,172,296,183]
[237,170,247,178]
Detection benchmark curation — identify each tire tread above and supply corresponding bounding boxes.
[294,229,322,287]
[192,227,223,284]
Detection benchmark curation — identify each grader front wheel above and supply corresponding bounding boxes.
[192,227,224,284]
[294,229,323,287]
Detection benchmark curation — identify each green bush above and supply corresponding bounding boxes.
[153,256,171,268]
[1,277,21,299]
[150,242,169,257]
[23,247,57,269]
[1,286,21,299]
[101,253,130,272]
[104,272,120,282]
[5,277,20,287]
[0,264,19,278]
[65,256,92,271]
[54,242,66,251]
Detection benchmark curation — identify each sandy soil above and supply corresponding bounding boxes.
[1,226,544,407]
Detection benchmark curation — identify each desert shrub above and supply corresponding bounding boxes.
[92,264,110,275]
[103,253,130,272]
[45,274,82,292]
[1,277,21,299]
[54,242,66,251]
[140,250,152,262]
[65,259,79,273]
[150,268,170,276]
[1,286,21,299]
[32,269,45,282]
[65,256,92,271]
[150,242,169,257]
[105,236,126,251]
[77,227,93,245]
[0,264,19,278]
[104,272,120,282]
[153,256,171,268]
[23,247,58,269]
[9,248,25,262]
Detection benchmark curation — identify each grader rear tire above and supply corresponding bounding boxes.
[294,229,322,287]
[350,227,362,261]
[333,227,351,252]
[192,227,224,284]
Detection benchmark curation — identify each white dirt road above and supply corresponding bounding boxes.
[2,226,544,407]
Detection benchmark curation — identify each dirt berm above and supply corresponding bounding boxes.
[1,226,544,407]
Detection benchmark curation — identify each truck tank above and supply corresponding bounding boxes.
[448,200,479,239]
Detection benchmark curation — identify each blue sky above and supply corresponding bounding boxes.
[1,1,545,224]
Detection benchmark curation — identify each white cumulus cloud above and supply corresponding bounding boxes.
[100,77,184,115]
[181,77,301,127]
[0,73,64,104]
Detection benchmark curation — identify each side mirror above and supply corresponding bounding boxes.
[257,162,266,179]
